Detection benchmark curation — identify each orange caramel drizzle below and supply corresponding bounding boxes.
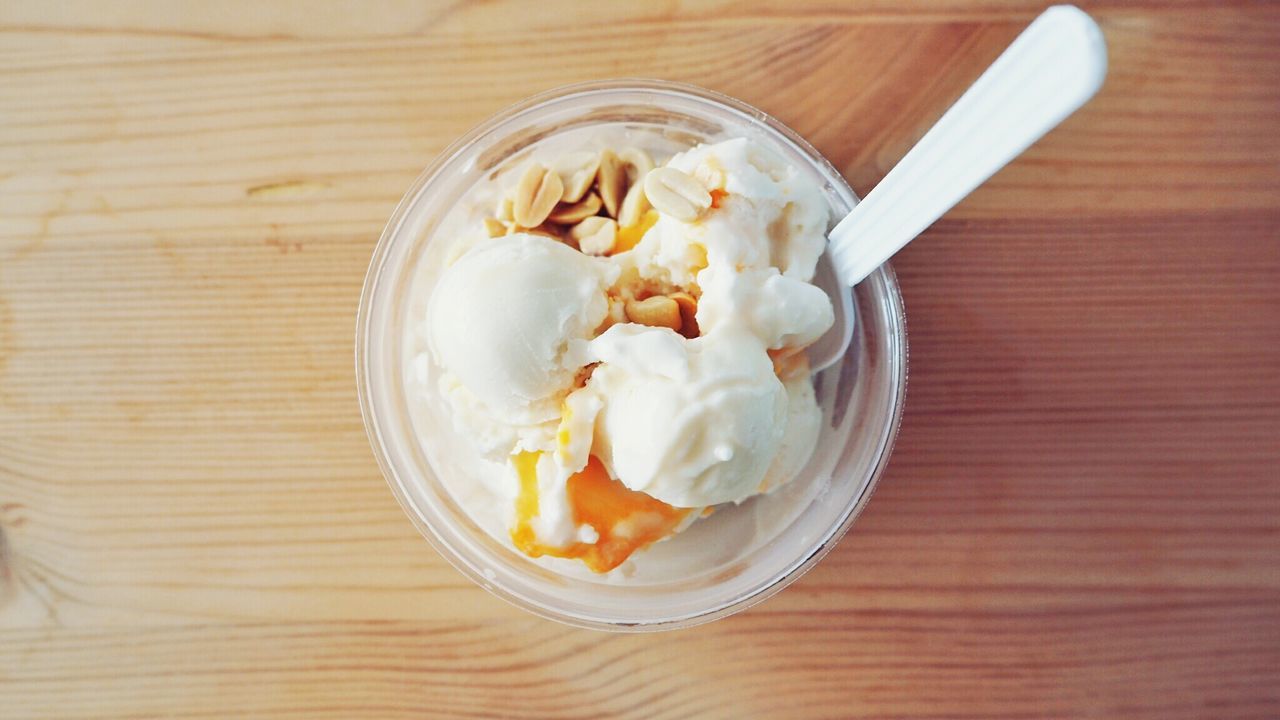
[768,346,811,380]
[511,452,692,573]
[612,210,660,255]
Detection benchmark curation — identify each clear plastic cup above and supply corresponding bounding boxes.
[356,79,907,631]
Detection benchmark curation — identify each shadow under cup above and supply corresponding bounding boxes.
[357,80,907,631]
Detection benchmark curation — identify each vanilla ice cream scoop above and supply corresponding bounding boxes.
[428,233,617,425]
[587,324,788,507]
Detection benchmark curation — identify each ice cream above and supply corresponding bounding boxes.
[427,233,616,431]
[586,324,788,507]
[422,136,835,573]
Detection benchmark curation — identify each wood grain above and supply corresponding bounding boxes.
[2,1,1279,717]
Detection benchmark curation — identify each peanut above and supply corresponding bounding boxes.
[548,192,602,225]
[643,167,711,222]
[555,151,601,203]
[513,163,564,228]
[495,196,514,222]
[669,291,699,338]
[570,216,618,256]
[625,296,682,330]
[617,179,650,228]
[619,148,655,181]
[482,217,508,238]
[596,150,625,218]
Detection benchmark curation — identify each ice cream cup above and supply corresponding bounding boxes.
[356,79,907,631]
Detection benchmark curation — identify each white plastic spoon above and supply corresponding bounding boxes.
[809,5,1107,371]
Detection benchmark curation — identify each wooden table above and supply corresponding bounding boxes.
[2,2,1278,717]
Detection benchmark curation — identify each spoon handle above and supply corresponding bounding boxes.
[829,5,1107,285]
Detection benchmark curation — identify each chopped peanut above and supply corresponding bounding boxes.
[625,296,682,330]
[669,291,700,338]
[512,163,565,228]
[571,216,618,256]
